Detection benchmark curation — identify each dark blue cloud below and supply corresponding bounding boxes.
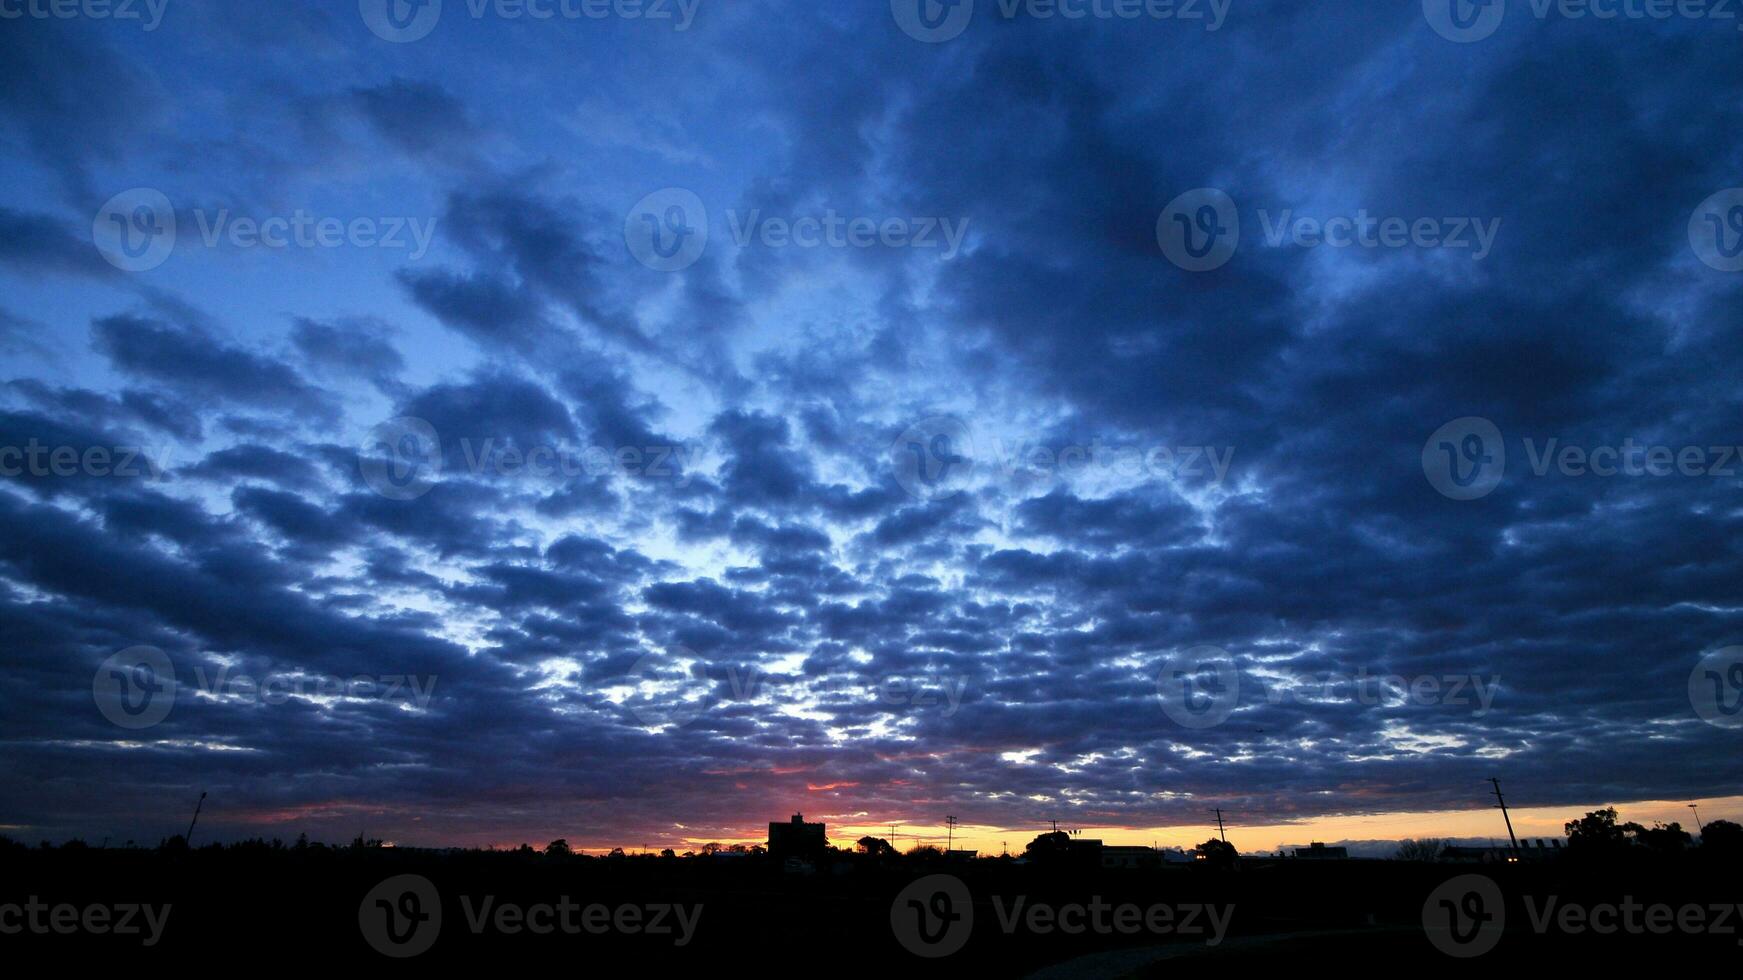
[0,0,1739,851]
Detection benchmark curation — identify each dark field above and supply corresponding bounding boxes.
[4,843,1737,975]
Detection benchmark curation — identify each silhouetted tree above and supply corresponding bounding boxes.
[856,836,895,856]
[1023,831,1072,863]
[545,839,572,856]
[1699,819,1741,853]
[1630,822,1692,855]
[1565,808,1632,850]
[906,844,942,859]
[660,848,676,859]
[1395,838,1444,862]
[1197,838,1238,869]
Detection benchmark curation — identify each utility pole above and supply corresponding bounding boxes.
[186,791,207,846]
[1212,808,1227,843]
[1688,804,1705,833]
[890,823,898,848]
[1489,778,1520,856]
[945,815,958,852]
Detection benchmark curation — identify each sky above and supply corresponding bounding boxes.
[1,0,1741,855]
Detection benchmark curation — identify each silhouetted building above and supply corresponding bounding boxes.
[767,813,826,859]
[1294,842,1349,860]
[1443,839,1563,864]
[1067,837,1104,866]
[1102,845,1164,870]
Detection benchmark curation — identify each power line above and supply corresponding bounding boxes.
[185,791,207,846]
[1490,777,1520,856]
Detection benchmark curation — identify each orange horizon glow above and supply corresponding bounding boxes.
[527,794,1743,857]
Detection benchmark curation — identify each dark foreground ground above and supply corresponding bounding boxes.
[2,844,1737,975]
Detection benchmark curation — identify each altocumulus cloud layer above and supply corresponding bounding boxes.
[0,0,1740,847]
